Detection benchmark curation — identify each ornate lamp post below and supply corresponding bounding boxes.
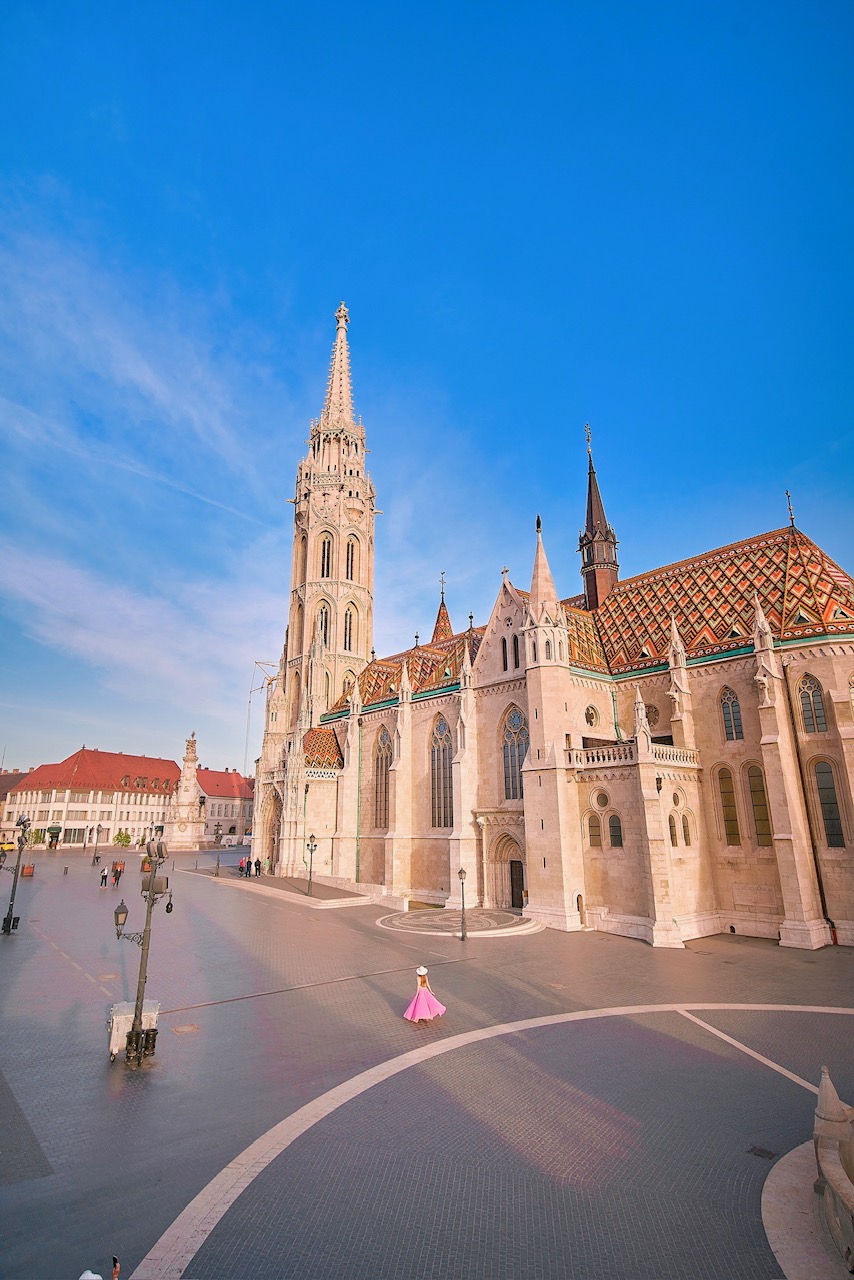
[1,815,30,935]
[306,833,317,896]
[113,838,173,1066]
[458,866,467,942]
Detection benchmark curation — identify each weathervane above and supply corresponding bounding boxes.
[786,489,795,526]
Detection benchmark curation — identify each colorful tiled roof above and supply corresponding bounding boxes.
[326,628,485,716]
[197,769,254,799]
[10,748,180,794]
[303,726,344,769]
[431,597,454,643]
[594,526,854,673]
[564,605,609,672]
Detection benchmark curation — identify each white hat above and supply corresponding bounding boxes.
[416,966,428,976]
[79,1271,103,1279]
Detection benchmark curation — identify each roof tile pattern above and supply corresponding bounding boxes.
[594,526,854,673]
[326,629,484,717]
[197,769,254,799]
[303,726,344,770]
[431,598,454,643]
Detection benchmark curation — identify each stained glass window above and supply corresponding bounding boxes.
[721,688,743,741]
[800,675,827,734]
[502,705,529,800]
[718,768,740,844]
[431,718,454,828]
[374,727,392,829]
[815,762,845,847]
[747,766,773,846]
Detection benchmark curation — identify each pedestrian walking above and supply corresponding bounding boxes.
[113,865,122,888]
[100,865,108,888]
[254,857,261,877]
[239,856,245,876]
[403,966,446,1025]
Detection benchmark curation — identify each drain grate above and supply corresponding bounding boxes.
[747,1146,776,1160]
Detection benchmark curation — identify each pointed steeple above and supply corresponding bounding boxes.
[578,428,619,610]
[318,301,357,435]
[431,572,453,643]
[530,515,559,614]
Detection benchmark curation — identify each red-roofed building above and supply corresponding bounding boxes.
[6,748,180,849]
[254,305,854,951]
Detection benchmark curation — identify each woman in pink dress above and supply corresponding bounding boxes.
[403,966,446,1024]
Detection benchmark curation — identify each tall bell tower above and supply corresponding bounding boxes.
[283,302,377,729]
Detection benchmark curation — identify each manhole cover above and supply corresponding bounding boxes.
[172,1025,200,1035]
[747,1146,776,1160]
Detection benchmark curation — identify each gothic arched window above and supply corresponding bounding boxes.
[800,674,828,734]
[682,814,691,846]
[747,765,772,846]
[374,727,392,829]
[431,717,454,828]
[545,639,552,660]
[720,688,743,741]
[814,762,845,847]
[608,815,623,847]
[588,814,602,847]
[718,767,740,844]
[513,634,520,668]
[668,814,678,847]
[297,535,307,585]
[346,537,358,581]
[320,534,333,579]
[502,705,529,800]
[323,671,330,710]
[343,607,355,652]
[317,603,330,647]
[501,637,508,672]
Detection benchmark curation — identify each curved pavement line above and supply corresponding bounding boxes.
[129,1002,854,1280]
[375,911,544,937]
[762,1141,844,1279]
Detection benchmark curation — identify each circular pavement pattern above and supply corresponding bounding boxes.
[377,907,542,936]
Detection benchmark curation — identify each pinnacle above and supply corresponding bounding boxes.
[319,301,356,433]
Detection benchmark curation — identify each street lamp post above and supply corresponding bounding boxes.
[306,833,317,896]
[1,815,30,935]
[458,866,467,941]
[113,838,173,1066]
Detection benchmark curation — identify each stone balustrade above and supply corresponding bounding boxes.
[651,744,700,767]
[571,743,637,768]
[813,1065,854,1270]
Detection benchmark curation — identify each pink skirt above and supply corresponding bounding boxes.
[403,987,446,1022]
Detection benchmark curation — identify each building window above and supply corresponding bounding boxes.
[345,538,357,581]
[513,634,520,668]
[682,815,691,846]
[668,814,678,846]
[747,765,773,846]
[588,814,602,847]
[800,674,827,733]
[502,705,529,800]
[814,762,845,847]
[430,717,454,828]
[501,637,508,671]
[317,603,330,646]
[374,727,392,829]
[718,768,740,844]
[343,671,355,697]
[343,607,355,652]
[320,534,333,579]
[608,815,623,847]
[545,639,552,661]
[720,688,743,741]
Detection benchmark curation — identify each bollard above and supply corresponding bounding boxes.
[195,859,198,870]
[63,866,68,875]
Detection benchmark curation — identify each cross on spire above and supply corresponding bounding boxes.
[440,570,446,601]
[786,489,795,526]
[584,422,592,456]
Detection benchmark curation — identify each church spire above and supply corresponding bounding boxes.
[318,301,357,435]
[431,572,453,643]
[530,514,559,614]
[578,427,619,610]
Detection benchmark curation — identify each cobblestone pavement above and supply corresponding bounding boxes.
[377,907,536,934]
[0,848,852,1279]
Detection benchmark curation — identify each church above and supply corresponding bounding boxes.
[255,303,854,950]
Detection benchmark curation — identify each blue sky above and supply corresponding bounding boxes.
[0,1,851,773]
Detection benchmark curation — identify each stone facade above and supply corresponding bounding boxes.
[254,304,854,950]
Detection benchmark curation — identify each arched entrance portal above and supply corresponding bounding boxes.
[261,790,283,873]
[486,833,526,911]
